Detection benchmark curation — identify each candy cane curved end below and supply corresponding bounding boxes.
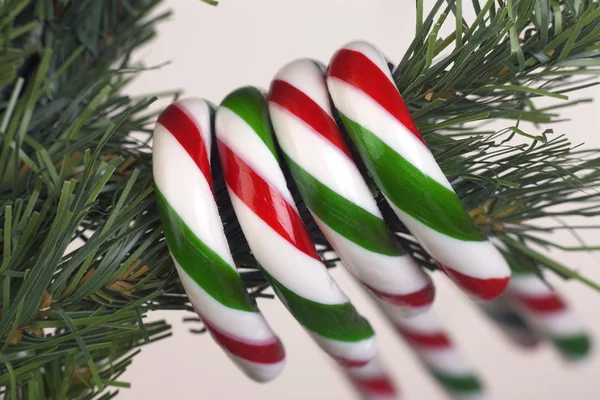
[215,87,377,366]
[327,41,511,301]
[153,98,285,382]
[268,58,435,315]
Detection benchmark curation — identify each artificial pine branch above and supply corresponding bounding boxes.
[1,0,600,398]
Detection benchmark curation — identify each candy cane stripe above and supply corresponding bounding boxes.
[507,272,591,360]
[267,270,374,341]
[328,41,511,301]
[335,115,482,242]
[284,156,399,256]
[218,141,319,260]
[199,315,285,364]
[328,48,424,143]
[343,358,400,400]
[157,103,213,190]
[382,307,485,398]
[269,59,434,315]
[269,79,352,158]
[156,189,253,310]
[216,87,376,366]
[514,293,566,313]
[153,98,285,382]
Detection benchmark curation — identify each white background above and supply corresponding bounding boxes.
[122,1,600,399]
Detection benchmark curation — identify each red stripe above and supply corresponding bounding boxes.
[268,80,353,159]
[365,283,435,308]
[397,327,451,349]
[334,356,371,368]
[514,293,566,314]
[328,49,425,144]
[201,316,285,364]
[353,377,398,396]
[217,140,320,260]
[158,104,214,192]
[438,263,509,301]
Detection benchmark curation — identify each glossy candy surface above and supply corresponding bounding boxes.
[153,98,285,382]
[268,58,434,316]
[327,41,511,301]
[215,87,377,367]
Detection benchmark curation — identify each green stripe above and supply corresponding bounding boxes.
[220,87,278,159]
[553,334,591,358]
[285,155,402,256]
[155,187,255,312]
[430,370,483,393]
[339,114,485,242]
[264,271,374,342]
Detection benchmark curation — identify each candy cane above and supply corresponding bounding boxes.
[267,58,434,316]
[506,271,591,360]
[342,357,400,400]
[381,305,485,399]
[326,41,511,301]
[152,98,285,382]
[215,87,377,366]
[478,298,540,348]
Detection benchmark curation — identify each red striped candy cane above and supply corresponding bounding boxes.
[381,306,485,399]
[153,98,285,382]
[268,58,434,315]
[327,41,511,301]
[215,87,377,367]
[506,270,591,360]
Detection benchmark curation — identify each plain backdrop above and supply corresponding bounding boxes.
[122,1,600,399]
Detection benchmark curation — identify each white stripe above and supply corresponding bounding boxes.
[327,77,452,190]
[269,104,381,216]
[521,311,584,338]
[228,190,348,305]
[177,98,212,161]
[153,124,235,269]
[517,302,585,338]
[215,106,295,206]
[390,204,510,280]
[508,274,556,296]
[311,332,377,364]
[383,308,442,334]
[226,354,286,383]
[418,346,475,376]
[175,263,276,342]
[315,216,431,296]
[339,41,396,86]
[273,58,334,114]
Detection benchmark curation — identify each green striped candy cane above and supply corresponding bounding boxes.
[327,41,511,301]
[153,98,285,382]
[215,87,377,367]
